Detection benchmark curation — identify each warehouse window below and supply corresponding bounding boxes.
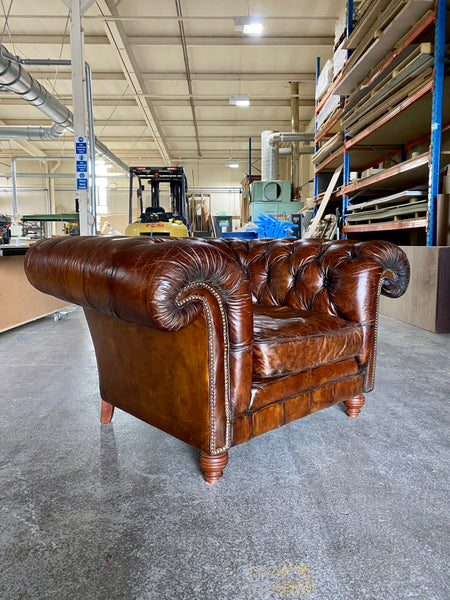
[95,163,109,215]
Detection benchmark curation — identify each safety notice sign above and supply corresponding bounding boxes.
[75,136,88,190]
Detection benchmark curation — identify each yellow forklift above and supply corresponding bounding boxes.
[125,166,190,238]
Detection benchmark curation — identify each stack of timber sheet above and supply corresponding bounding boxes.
[316,95,345,135]
[333,41,349,79]
[346,190,427,225]
[316,60,333,101]
[334,1,364,50]
[335,0,434,95]
[313,132,344,166]
[342,43,434,136]
[348,190,425,211]
[345,199,428,223]
[344,41,429,115]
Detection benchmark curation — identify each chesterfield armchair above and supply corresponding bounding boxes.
[25,236,409,483]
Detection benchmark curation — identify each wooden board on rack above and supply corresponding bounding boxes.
[347,190,425,211]
[343,0,408,70]
[345,199,428,223]
[304,166,342,239]
[345,71,432,136]
[343,0,392,50]
[334,0,434,95]
[343,45,433,130]
[337,152,429,195]
[313,132,344,164]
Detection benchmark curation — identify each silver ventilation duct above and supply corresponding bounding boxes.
[261,130,314,180]
[261,130,278,182]
[0,44,128,172]
[0,124,67,140]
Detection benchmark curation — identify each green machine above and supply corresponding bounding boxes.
[250,180,303,223]
[250,180,291,203]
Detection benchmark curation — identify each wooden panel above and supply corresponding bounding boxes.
[380,246,450,333]
[436,247,450,333]
[0,255,70,333]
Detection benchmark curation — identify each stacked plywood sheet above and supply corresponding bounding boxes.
[316,60,333,101]
[345,190,427,225]
[335,0,434,95]
[313,132,344,166]
[316,95,344,135]
[342,43,434,136]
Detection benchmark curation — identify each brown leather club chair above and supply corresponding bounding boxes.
[25,236,409,483]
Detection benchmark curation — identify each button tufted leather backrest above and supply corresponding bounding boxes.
[216,238,409,321]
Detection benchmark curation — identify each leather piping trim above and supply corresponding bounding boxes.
[175,282,231,455]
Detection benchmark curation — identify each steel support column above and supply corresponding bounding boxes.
[68,0,92,235]
[290,81,300,198]
[313,57,320,199]
[426,0,446,246]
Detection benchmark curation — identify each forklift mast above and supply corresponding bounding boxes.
[128,166,190,232]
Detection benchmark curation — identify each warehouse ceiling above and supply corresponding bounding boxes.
[0,0,341,169]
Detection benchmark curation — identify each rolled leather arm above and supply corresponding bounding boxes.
[353,240,410,298]
[24,236,253,344]
[308,239,410,325]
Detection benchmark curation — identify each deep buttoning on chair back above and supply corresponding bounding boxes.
[213,238,409,325]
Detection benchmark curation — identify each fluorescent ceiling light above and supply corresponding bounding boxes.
[226,160,239,168]
[229,94,250,107]
[243,22,263,35]
[234,16,263,36]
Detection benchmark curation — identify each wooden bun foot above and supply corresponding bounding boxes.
[344,394,365,418]
[199,451,228,484]
[100,399,115,424]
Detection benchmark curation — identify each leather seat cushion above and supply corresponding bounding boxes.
[253,305,364,377]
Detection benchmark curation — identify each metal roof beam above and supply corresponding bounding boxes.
[4,118,308,128]
[174,0,201,157]
[96,0,171,164]
[8,34,333,46]
[129,36,334,46]
[12,70,316,82]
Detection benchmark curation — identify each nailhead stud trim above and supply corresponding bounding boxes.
[176,282,231,454]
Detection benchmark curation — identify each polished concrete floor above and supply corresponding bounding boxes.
[1,307,449,600]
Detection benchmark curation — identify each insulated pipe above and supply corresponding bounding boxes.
[261,130,314,180]
[0,45,128,173]
[93,136,128,173]
[269,132,315,145]
[0,124,67,140]
[0,45,72,129]
[261,130,278,181]
[274,147,313,156]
